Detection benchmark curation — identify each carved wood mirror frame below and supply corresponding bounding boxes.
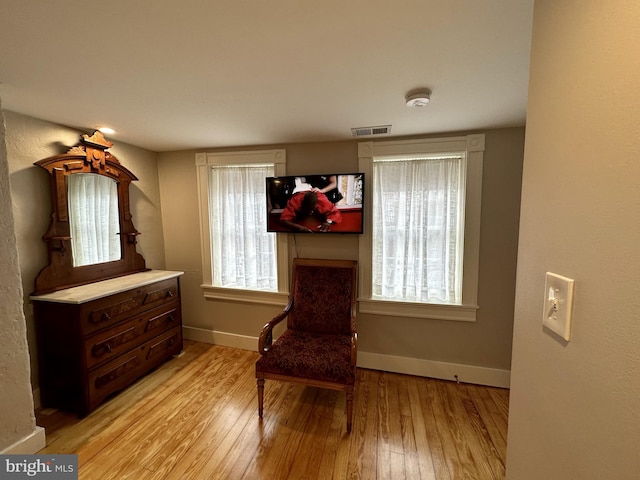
[33,131,147,294]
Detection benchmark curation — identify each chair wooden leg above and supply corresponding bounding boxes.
[345,387,354,433]
[257,377,265,418]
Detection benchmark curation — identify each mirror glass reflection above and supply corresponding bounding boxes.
[68,173,121,267]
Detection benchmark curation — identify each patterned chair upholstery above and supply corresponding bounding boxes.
[256,258,358,433]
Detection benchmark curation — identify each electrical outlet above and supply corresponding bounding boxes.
[543,272,575,341]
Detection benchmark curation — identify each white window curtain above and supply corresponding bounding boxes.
[208,164,277,291]
[68,173,121,267]
[372,155,465,304]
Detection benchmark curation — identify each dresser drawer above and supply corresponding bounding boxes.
[80,278,179,335]
[87,326,182,412]
[84,301,181,369]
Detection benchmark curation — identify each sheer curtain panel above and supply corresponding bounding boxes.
[68,173,121,267]
[208,164,277,291]
[372,156,465,304]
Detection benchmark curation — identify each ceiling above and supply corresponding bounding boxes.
[0,1,534,152]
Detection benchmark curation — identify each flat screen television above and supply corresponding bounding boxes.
[266,173,364,234]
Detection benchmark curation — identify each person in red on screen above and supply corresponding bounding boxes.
[280,191,342,232]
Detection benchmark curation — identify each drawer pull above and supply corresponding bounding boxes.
[92,342,111,358]
[91,327,138,358]
[143,286,176,305]
[89,299,141,325]
[92,342,112,358]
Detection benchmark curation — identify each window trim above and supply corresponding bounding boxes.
[357,134,484,322]
[195,149,289,305]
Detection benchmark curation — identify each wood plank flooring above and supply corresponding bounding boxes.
[36,341,509,479]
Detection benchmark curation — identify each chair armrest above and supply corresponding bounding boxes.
[258,300,293,355]
[350,332,358,366]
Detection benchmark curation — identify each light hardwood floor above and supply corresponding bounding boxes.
[36,340,509,479]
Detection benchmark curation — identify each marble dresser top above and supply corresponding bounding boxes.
[30,270,184,304]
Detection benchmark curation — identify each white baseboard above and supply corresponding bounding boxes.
[183,326,257,351]
[1,426,46,454]
[182,326,510,388]
[357,351,510,388]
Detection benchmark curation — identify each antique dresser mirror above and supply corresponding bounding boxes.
[67,172,121,267]
[31,132,183,416]
[33,131,147,294]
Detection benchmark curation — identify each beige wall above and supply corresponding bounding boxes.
[159,127,524,375]
[506,1,640,478]
[0,106,40,451]
[4,110,166,391]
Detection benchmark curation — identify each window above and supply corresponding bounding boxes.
[372,154,465,304]
[358,135,484,321]
[196,150,289,305]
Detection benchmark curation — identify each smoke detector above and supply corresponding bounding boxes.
[405,88,431,107]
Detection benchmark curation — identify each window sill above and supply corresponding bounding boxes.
[357,298,478,322]
[201,284,289,306]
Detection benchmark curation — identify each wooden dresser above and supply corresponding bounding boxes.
[31,270,184,417]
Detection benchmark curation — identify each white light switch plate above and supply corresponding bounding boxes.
[543,272,575,341]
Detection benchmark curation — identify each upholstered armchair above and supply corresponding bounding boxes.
[256,258,358,433]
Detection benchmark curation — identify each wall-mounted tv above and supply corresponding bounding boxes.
[266,173,364,234]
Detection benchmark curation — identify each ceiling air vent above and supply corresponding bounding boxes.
[351,125,392,137]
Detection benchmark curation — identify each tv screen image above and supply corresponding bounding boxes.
[266,173,364,234]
